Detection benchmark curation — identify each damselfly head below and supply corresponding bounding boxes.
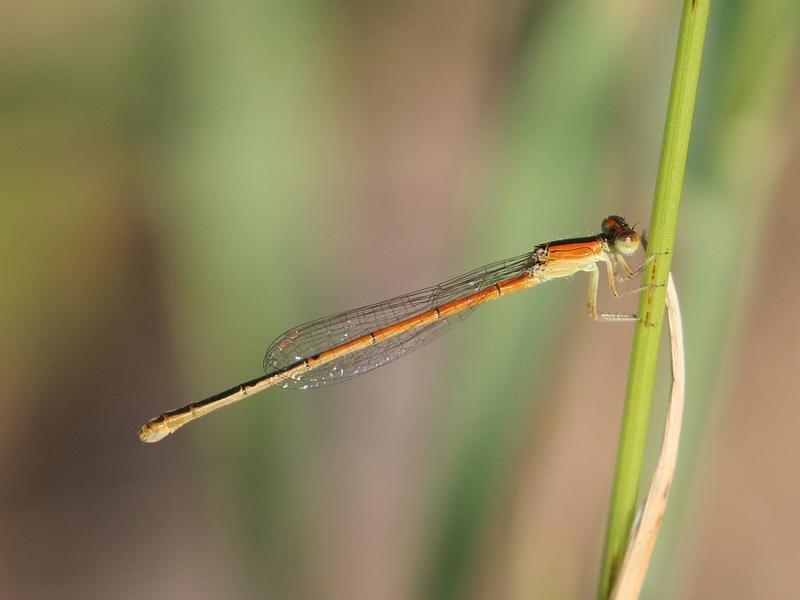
[602,215,640,255]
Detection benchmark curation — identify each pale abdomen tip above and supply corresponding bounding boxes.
[138,417,171,443]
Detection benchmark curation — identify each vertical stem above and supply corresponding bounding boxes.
[597,0,711,597]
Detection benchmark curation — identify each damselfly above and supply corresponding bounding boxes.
[139,215,647,443]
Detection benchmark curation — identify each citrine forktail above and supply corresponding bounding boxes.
[139,215,649,443]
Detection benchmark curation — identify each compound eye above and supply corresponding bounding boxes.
[614,230,640,255]
[602,215,626,236]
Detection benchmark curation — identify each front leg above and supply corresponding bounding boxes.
[604,256,655,298]
[603,257,646,297]
[586,264,638,322]
[616,250,670,282]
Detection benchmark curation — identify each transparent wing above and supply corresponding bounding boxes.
[264,251,537,389]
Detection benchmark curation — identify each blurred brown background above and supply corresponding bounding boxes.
[2,1,799,598]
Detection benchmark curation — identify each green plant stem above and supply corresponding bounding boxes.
[597,1,711,597]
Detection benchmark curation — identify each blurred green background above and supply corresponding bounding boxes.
[2,1,799,598]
